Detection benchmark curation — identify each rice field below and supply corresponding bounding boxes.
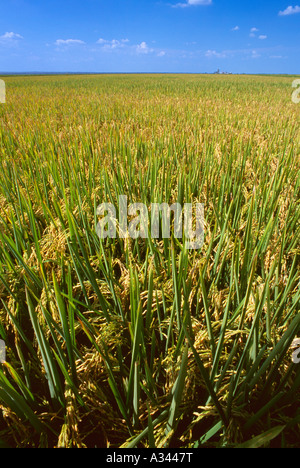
[0,74,299,448]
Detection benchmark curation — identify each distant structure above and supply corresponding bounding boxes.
[214,69,232,75]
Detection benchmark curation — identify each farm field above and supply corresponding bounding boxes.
[0,74,299,448]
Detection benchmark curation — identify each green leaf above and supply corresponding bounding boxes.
[236,426,285,448]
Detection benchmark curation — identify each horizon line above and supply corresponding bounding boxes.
[1,71,300,76]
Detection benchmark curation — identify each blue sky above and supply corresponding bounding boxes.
[0,0,300,73]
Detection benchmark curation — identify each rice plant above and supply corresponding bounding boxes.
[0,74,299,448]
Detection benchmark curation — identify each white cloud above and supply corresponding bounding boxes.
[55,39,85,46]
[136,41,154,54]
[231,26,239,31]
[249,27,259,38]
[97,38,129,49]
[187,0,212,4]
[249,29,267,40]
[0,32,23,40]
[251,50,261,59]
[138,41,147,50]
[105,39,121,49]
[173,0,212,8]
[279,5,300,15]
[96,38,158,55]
[203,47,269,61]
[205,49,227,58]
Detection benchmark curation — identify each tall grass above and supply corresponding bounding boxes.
[0,74,299,448]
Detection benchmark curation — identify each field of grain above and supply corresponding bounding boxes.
[0,74,299,448]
